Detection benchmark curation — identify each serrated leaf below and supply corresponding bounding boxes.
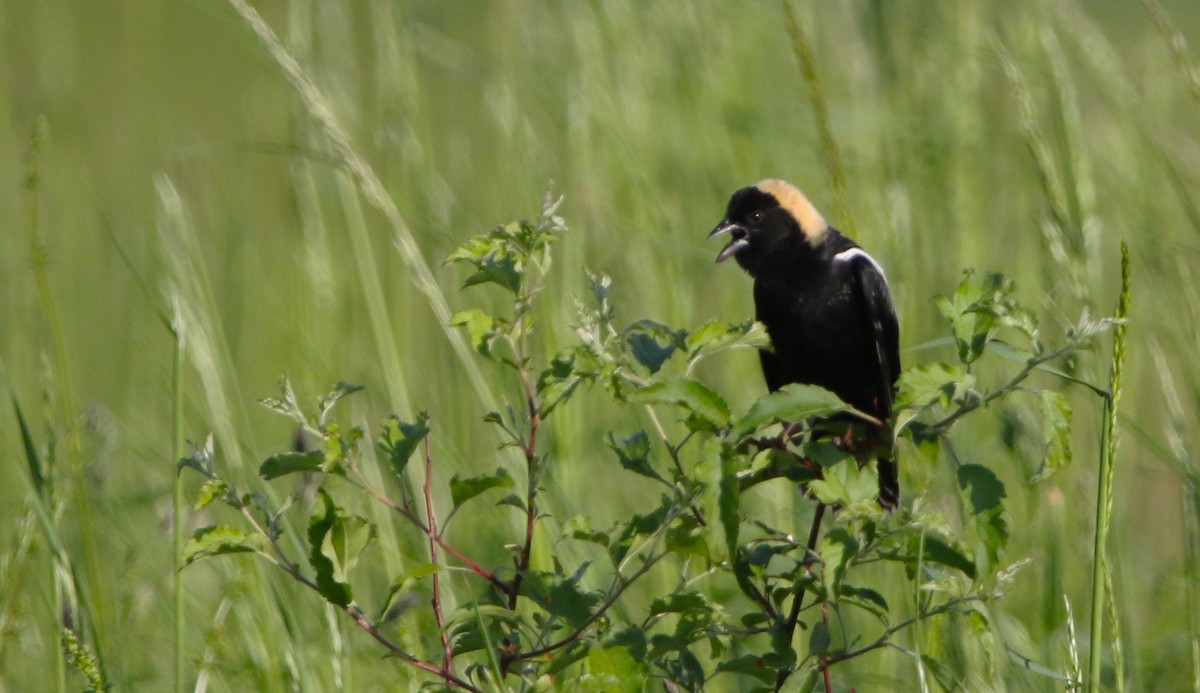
[632,378,731,428]
[650,591,711,615]
[1035,390,1072,480]
[176,435,215,478]
[449,467,514,508]
[894,363,975,421]
[450,309,503,359]
[378,413,430,480]
[259,376,306,424]
[259,450,325,480]
[195,478,230,510]
[317,381,363,425]
[606,430,663,482]
[957,463,1006,515]
[936,270,1038,364]
[461,252,521,294]
[182,525,267,566]
[520,570,599,628]
[685,319,769,359]
[307,489,365,607]
[628,332,677,374]
[561,514,607,544]
[731,383,858,440]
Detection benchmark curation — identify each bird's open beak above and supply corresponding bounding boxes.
[708,221,749,263]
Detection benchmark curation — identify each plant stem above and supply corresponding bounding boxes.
[171,316,186,693]
[422,431,452,671]
[1088,243,1130,692]
[508,363,540,611]
[244,507,484,692]
[775,502,826,691]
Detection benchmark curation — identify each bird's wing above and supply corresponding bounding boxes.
[842,249,901,418]
[842,248,901,509]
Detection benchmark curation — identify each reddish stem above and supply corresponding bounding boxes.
[423,431,453,671]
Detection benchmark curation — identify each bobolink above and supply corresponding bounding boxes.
[708,179,900,509]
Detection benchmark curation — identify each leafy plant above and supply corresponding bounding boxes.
[178,196,1119,691]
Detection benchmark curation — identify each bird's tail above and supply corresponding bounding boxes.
[876,456,899,511]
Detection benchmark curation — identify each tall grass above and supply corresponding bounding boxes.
[1,1,1198,689]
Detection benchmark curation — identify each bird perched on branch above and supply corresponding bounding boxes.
[708,179,900,509]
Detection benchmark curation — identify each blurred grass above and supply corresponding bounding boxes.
[2,0,1199,689]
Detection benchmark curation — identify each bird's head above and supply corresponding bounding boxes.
[707,179,828,274]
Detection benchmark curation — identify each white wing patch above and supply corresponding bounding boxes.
[833,247,888,282]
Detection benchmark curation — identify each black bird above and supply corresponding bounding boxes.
[708,179,900,509]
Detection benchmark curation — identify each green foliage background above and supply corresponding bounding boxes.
[1,1,1198,690]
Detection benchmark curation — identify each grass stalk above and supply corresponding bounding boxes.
[223,0,497,409]
[171,311,187,693]
[1088,242,1130,691]
[782,1,855,237]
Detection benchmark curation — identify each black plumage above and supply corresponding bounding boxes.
[708,179,901,509]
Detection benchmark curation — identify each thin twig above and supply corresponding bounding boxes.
[929,344,1076,434]
[240,507,484,692]
[505,549,669,665]
[775,502,826,691]
[644,405,708,526]
[423,431,453,671]
[345,467,511,594]
[508,364,541,611]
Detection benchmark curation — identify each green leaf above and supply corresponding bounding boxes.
[918,534,977,579]
[259,376,306,424]
[715,654,778,684]
[731,383,857,440]
[182,525,267,566]
[840,584,889,619]
[806,454,875,508]
[520,569,599,628]
[632,378,731,429]
[650,591,711,615]
[259,450,324,480]
[975,506,1010,570]
[820,528,858,599]
[450,309,503,359]
[561,515,609,547]
[586,646,648,692]
[537,351,584,416]
[378,412,430,480]
[606,430,663,483]
[957,463,1007,515]
[317,381,363,426]
[808,621,831,657]
[194,479,230,510]
[449,467,515,508]
[666,516,709,561]
[628,332,677,374]
[176,435,215,478]
[1035,390,1072,480]
[307,489,372,607]
[935,270,1038,364]
[461,252,521,294]
[378,562,440,622]
[894,363,975,431]
[685,319,770,360]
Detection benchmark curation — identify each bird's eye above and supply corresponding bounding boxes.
[750,211,764,223]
